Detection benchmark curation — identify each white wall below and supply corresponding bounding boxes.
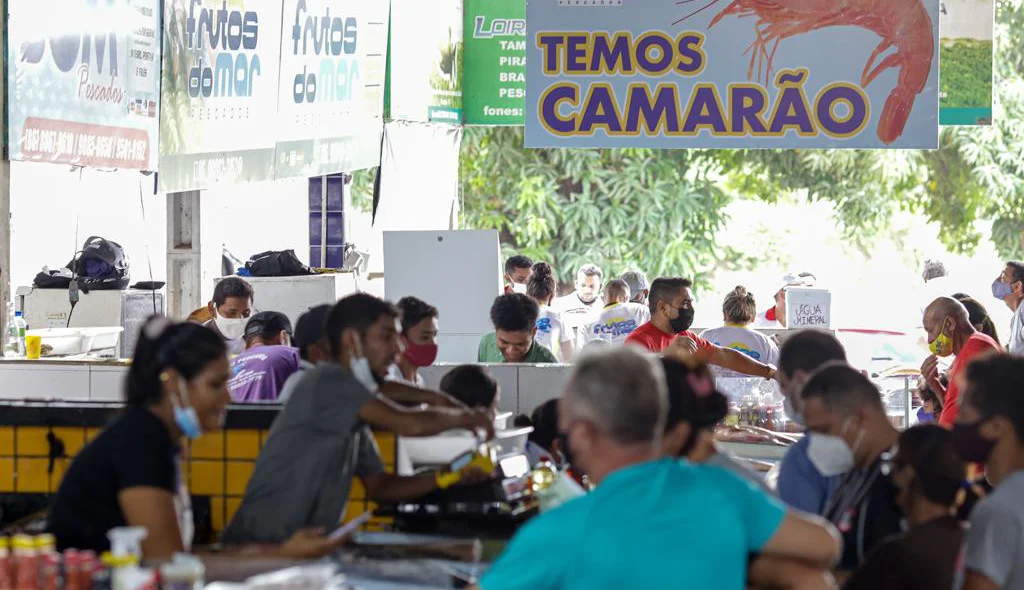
[9,162,166,291]
[195,178,310,305]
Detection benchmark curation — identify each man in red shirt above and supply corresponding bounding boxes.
[625,277,776,379]
[921,296,1003,427]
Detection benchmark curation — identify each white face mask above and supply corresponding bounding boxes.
[807,418,864,477]
[349,334,379,394]
[511,282,528,294]
[214,310,246,341]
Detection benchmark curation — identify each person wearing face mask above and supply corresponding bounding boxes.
[389,297,440,387]
[478,293,558,363]
[504,255,534,294]
[223,294,495,546]
[842,424,966,590]
[551,264,605,339]
[920,296,1002,427]
[46,318,345,559]
[954,354,1024,590]
[228,311,300,403]
[197,277,254,356]
[992,261,1024,354]
[775,330,848,514]
[800,363,902,576]
[473,347,841,590]
[626,278,777,380]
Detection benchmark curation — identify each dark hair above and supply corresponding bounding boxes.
[490,293,540,332]
[505,255,534,275]
[648,277,692,314]
[293,305,331,361]
[527,262,557,303]
[213,277,254,308]
[439,365,498,410]
[244,311,292,344]
[917,379,945,412]
[800,362,884,412]
[326,294,399,357]
[522,399,560,451]
[964,354,1024,440]
[396,296,439,335]
[661,358,728,455]
[896,425,966,507]
[126,318,227,406]
[1006,261,1024,285]
[953,295,999,343]
[778,330,847,378]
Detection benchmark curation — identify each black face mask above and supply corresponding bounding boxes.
[669,307,695,333]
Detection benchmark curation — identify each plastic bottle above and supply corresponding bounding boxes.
[0,537,13,590]
[12,313,25,358]
[12,534,38,590]
[63,550,81,590]
[3,305,19,359]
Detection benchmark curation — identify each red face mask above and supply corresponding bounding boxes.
[402,338,438,367]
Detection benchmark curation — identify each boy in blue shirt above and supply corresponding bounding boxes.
[476,348,841,590]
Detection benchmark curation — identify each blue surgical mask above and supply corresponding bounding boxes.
[993,279,1013,301]
[174,378,203,440]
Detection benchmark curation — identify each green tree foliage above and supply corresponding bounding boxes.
[460,127,758,287]
[459,0,1024,274]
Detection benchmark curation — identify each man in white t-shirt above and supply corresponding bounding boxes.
[580,280,649,346]
[552,263,604,340]
[992,261,1024,354]
[701,286,779,379]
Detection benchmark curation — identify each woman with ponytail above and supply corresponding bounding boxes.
[527,262,574,362]
[47,317,345,559]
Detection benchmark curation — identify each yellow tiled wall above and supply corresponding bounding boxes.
[0,424,398,536]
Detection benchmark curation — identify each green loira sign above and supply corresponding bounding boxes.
[463,0,526,125]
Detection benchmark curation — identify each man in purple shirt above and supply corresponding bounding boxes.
[229,311,301,402]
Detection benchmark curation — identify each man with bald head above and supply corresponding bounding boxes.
[921,296,1002,426]
[578,279,649,346]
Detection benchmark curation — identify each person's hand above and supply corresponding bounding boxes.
[667,335,699,358]
[461,409,496,441]
[921,355,939,380]
[278,527,349,559]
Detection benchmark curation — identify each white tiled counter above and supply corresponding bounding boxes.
[0,359,128,400]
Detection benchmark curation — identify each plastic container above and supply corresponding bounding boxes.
[4,304,21,358]
[0,537,13,590]
[12,534,38,590]
[159,554,204,590]
[13,313,26,357]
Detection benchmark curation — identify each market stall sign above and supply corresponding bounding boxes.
[158,0,283,192]
[525,0,940,149]
[786,288,832,329]
[274,0,390,178]
[938,0,993,126]
[386,0,464,123]
[463,0,526,125]
[7,0,162,170]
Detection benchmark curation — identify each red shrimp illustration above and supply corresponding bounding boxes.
[674,0,935,143]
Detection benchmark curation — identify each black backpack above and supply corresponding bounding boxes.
[244,250,314,277]
[34,236,130,291]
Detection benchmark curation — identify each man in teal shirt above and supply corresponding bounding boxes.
[475,348,841,590]
[478,293,558,363]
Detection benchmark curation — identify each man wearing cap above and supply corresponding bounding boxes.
[754,272,816,328]
[229,311,301,403]
[621,269,652,311]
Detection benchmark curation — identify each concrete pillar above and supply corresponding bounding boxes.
[166,191,202,319]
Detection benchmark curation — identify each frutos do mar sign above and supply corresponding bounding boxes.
[526,0,940,149]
